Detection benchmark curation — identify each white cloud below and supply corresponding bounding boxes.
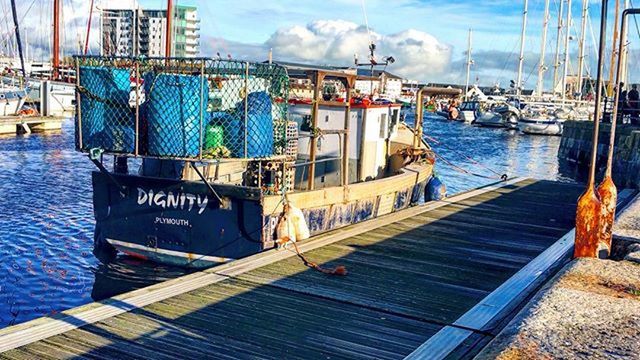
[263,20,451,81]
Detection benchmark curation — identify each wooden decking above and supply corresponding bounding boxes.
[0,179,613,359]
[0,116,64,134]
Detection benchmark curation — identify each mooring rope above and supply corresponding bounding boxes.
[422,134,508,180]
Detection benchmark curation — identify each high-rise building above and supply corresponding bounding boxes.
[101,5,200,57]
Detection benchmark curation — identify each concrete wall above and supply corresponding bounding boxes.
[558,120,640,188]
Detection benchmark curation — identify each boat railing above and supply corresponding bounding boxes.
[73,55,290,162]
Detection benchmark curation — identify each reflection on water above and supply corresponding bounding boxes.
[0,115,583,328]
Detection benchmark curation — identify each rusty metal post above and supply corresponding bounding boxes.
[574,0,608,258]
[596,8,640,256]
[307,72,321,190]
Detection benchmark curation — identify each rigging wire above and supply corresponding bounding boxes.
[360,0,373,48]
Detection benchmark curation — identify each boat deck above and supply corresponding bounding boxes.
[1,178,627,359]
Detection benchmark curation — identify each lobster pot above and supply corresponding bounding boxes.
[144,73,208,158]
[78,66,134,152]
[233,91,274,158]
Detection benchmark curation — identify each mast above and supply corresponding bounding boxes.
[553,0,565,95]
[607,0,621,96]
[464,28,472,99]
[561,0,571,102]
[84,0,94,55]
[576,0,588,99]
[9,0,26,79]
[621,0,630,84]
[165,0,173,57]
[53,0,60,80]
[537,0,551,96]
[516,0,528,97]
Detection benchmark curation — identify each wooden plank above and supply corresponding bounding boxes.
[0,177,529,353]
[404,188,637,360]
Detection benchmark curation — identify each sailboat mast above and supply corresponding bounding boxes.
[561,0,571,102]
[607,0,621,96]
[621,0,630,84]
[53,0,60,80]
[84,0,94,55]
[576,0,588,99]
[10,0,26,79]
[537,0,550,96]
[464,28,472,99]
[165,0,173,57]
[516,0,528,97]
[553,0,565,95]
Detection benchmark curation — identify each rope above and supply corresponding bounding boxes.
[434,152,507,181]
[289,240,347,276]
[422,134,508,179]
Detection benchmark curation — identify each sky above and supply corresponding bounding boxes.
[1,0,639,90]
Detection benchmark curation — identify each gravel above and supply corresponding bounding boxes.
[476,258,640,359]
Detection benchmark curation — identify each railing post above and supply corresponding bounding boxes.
[134,60,140,156]
[199,60,205,160]
[75,57,83,150]
[308,71,321,190]
[342,76,352,186]
[244,61,249,159]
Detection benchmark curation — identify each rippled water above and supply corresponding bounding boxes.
[0,116,581,328]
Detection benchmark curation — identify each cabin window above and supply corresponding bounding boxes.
[380,114,388,139]
[325,115,330,123]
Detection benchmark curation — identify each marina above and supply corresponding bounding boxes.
[1,0,640,358]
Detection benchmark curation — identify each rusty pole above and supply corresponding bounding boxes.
[52,0,60,80]
[165,0,173,57]
[574,0,608,258]
[83,0,94,55]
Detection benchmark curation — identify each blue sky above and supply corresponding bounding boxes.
[4,0,638,88]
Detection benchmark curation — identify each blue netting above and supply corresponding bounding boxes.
[74,57,289,160]
[144,73,208,158]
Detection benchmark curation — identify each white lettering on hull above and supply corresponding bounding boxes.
[137,188,208,214]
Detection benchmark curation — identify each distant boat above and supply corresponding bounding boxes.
[518,117,564,135]
[0,87,27,116]
[475,102,519,129]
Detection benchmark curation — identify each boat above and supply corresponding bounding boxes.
[77,57,440,268]
[457,100,480,123]
[474,102,520,129]
[0,87,27,116]
[518,116,564,135]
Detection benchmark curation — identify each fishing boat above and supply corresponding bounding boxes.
[77,56,440,268]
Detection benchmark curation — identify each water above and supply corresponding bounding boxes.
[0,116,581,328]
[0,120,191,328]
